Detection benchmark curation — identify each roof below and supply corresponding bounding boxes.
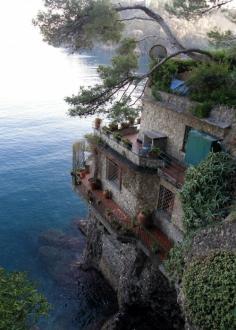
[143,130,167,140]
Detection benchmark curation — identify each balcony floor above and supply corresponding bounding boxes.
[76,173,173,260]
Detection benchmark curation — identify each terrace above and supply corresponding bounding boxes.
[95,127,186,187]
[74,173,173,261]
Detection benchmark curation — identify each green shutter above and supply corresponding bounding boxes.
[184,129,217,166]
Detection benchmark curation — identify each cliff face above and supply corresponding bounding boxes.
[81,211,184,330]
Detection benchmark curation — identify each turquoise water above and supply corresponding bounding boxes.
[0,1,117,328]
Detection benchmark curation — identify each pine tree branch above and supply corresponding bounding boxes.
[115,4,185,51]
[137,48,213,80]
[201,0,233,14]
[117,16,155,22]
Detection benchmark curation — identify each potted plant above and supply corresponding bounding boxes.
[103,189,112,199]
[95,118,102,129]
[151,242,159,255]
[88,177,101,190]
[121,122,130,129]
[105,208,113,218]
[113,132,122,142]
[122,138,133,150]
[102,126,111,136]
[128,117,135,126]
[148,146,160,158]
[137,208,152,228]
[109,122,118,132]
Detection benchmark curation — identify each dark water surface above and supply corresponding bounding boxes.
[0,1,117,328]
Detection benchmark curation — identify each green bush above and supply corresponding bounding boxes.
[191,101,213,118]
[164,242,188,282]
[187,61,236,106]
[183,252,236,330]
[150,53,236,107]
[180,152,236,233]
[0,268,50,329]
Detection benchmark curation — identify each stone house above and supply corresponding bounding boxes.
[73,84,235,262]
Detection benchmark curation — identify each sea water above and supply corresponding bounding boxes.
[0,1,115,328]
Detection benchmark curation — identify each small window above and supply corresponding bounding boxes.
[157,185,175,218]
[106,158,122,189]
[182,126,192,152]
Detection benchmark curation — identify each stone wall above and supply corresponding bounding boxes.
[140,90,228,162]
[155,177,184,242]
[96,149,185,242]
[98,151,160,217]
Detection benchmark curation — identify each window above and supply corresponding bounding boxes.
[157,185,175,218]
[182,126,192,152]
[106,158,122,189]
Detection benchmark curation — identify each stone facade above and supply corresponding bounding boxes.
[140,89,231,162]
[155,178,184,242]
[97,149,160,217]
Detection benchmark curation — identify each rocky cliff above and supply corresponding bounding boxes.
[80,211,184,330]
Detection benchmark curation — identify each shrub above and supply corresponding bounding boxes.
[187,61,236,106]
[108,100,139,124]
[151,60,179,93]
[0,268,50,329]
[191,101,213,118]
[182,252,236,330]
[164,238,191,282]
[180,152,236,233]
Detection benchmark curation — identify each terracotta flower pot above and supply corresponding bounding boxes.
[88,178,101,190]
[103,190,112,199]
[79,170,86,179]
[109,123,118,131]
[137,211,152,228]
[95,118,102,129]
[121,122,130,129]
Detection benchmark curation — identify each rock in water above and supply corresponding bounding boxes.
[39,229,83,251]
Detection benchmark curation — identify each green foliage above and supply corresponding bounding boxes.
[84,133,102,148]
[65,38,139,117]
[183,252,236,330]
[208,28,236,48]
[151,60,179,94]
[0,268,50,330]
[33,0,124,50]
[165,0,228,19]
[164,238,192,282]
[151,55,236,107]
[187,61,236,106]
[191,101,213,118]
[108,99,139,124]
[151,59,196,97]
[180,152,236,233]
[98,38,138,88]
[113,132,122,141]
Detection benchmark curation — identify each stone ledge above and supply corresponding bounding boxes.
[144,88,234,130]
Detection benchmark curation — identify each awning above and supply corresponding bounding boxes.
[143,130,167,140]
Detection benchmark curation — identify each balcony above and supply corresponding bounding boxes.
[94,127,164,169]
[95,127,186,187]
[74,173,173,261]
